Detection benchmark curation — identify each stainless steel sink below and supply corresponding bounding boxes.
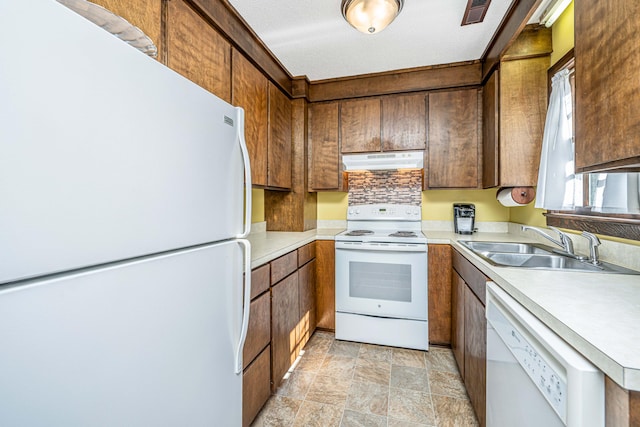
[459,240,640,274]
[459,241,555,255]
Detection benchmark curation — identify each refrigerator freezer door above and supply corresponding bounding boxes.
[0,0,247,284]
[0,241,244,426]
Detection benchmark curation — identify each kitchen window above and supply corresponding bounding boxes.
[543,49,640,240]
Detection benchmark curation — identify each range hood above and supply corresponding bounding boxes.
[342,151,423,171]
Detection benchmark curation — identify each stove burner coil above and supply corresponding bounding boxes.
[389,231,417,238]
[345,230,374,236]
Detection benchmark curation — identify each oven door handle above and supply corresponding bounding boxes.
[335,241,427,252]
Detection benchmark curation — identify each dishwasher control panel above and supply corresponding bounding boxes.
[488,300,568,422]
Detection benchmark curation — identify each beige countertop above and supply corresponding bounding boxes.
[248,226,640,391]
[431,230,640,392]
[247,228,343,269]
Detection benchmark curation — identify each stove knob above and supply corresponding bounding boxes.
[355,209,360,214]
[348,209,353,215]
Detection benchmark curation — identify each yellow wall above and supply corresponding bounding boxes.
[317,192,348,220]
[316,189,512,222]
[550,1,574,65]
[251,188,265,223]
[423,189,509,221]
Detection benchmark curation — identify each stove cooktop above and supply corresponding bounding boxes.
[336,228,427,244]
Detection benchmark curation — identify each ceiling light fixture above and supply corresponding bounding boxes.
[341,0,404,35]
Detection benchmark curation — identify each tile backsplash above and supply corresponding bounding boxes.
[348,170,422,206]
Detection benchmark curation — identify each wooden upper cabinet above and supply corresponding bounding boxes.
[267,83,292,189]
[308,102,340,191]
[482,27,551,188]
[165,0,231,102]
[340,98,381,153]
[498,57,549,187]
[90,0,162,61]
[427,89,480,188]
[232,49,268,186]
[382,94,427,151]
[575,0,640,172]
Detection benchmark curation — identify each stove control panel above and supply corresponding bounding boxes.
[347,204,421,221]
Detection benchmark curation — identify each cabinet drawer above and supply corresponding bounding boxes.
[452,249,487,306]
[243,291,270,368]
[250,264,270,300]
[270,251,297,284]
[242,345,271,427]
[297,242,316,267]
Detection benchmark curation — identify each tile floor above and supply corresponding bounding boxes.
[251,331,478,427]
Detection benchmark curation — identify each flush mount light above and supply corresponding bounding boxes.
[341,0,404,35]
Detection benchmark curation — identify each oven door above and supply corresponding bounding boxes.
[335,241,427,320]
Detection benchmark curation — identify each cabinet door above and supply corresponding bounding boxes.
[267,83,292,189]
[298,259,317,348]
[315,240,335,330]
[308,102,340,190]
[575,0,640,172]
[166,0,231,102]
[451,270,465,377]
[271,273,299,390]
[428,244,452,345]
[428,89,480,188]
[242,346,270,427]
[242,291,270,369]
[382,93,427,151]
[499,57,548,186]
[340,98,381,153]
[90,0,162,62]
[482,70,499,188]
[232,49,268,186]
[464,286,486,427]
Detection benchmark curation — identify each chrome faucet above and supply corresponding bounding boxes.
[581,231,602,265]
[521,225,575,255]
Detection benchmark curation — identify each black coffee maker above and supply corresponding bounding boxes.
[453,203,475,234]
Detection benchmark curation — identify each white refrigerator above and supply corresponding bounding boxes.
[0,0,252,425]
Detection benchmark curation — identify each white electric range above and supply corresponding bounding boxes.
[334,204,428,350]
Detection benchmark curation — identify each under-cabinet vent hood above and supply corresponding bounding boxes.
[342,151,423,171]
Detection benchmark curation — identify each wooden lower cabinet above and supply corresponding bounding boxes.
[315,240,335,330]
[242,345,271,427]
[428,244,452,345]
[243,291,270,367]
[451,270,466,377]
[452,249,487,426]
[271,272,300,391]
[298,259,317,348]
[464,285,486,427]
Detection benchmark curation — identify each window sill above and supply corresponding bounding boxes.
[545,211,640,241]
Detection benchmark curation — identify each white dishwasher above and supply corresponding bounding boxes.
[486,282,604,427]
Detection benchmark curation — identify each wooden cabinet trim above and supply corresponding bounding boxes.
[451,270,465,377]
[464,286,487,427]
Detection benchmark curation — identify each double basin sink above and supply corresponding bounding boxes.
[459,240,639,275]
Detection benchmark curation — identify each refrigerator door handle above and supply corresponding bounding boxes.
[235,238,252,374]
[236,107,252,239]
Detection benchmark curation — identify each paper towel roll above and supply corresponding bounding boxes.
[497,187,535,207]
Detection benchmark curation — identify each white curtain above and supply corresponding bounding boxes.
[592,172,640,214]
[535,69,580,210]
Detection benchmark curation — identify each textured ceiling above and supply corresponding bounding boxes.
[227,0,516,81]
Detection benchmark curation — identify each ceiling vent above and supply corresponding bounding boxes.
[461,0,492,26]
